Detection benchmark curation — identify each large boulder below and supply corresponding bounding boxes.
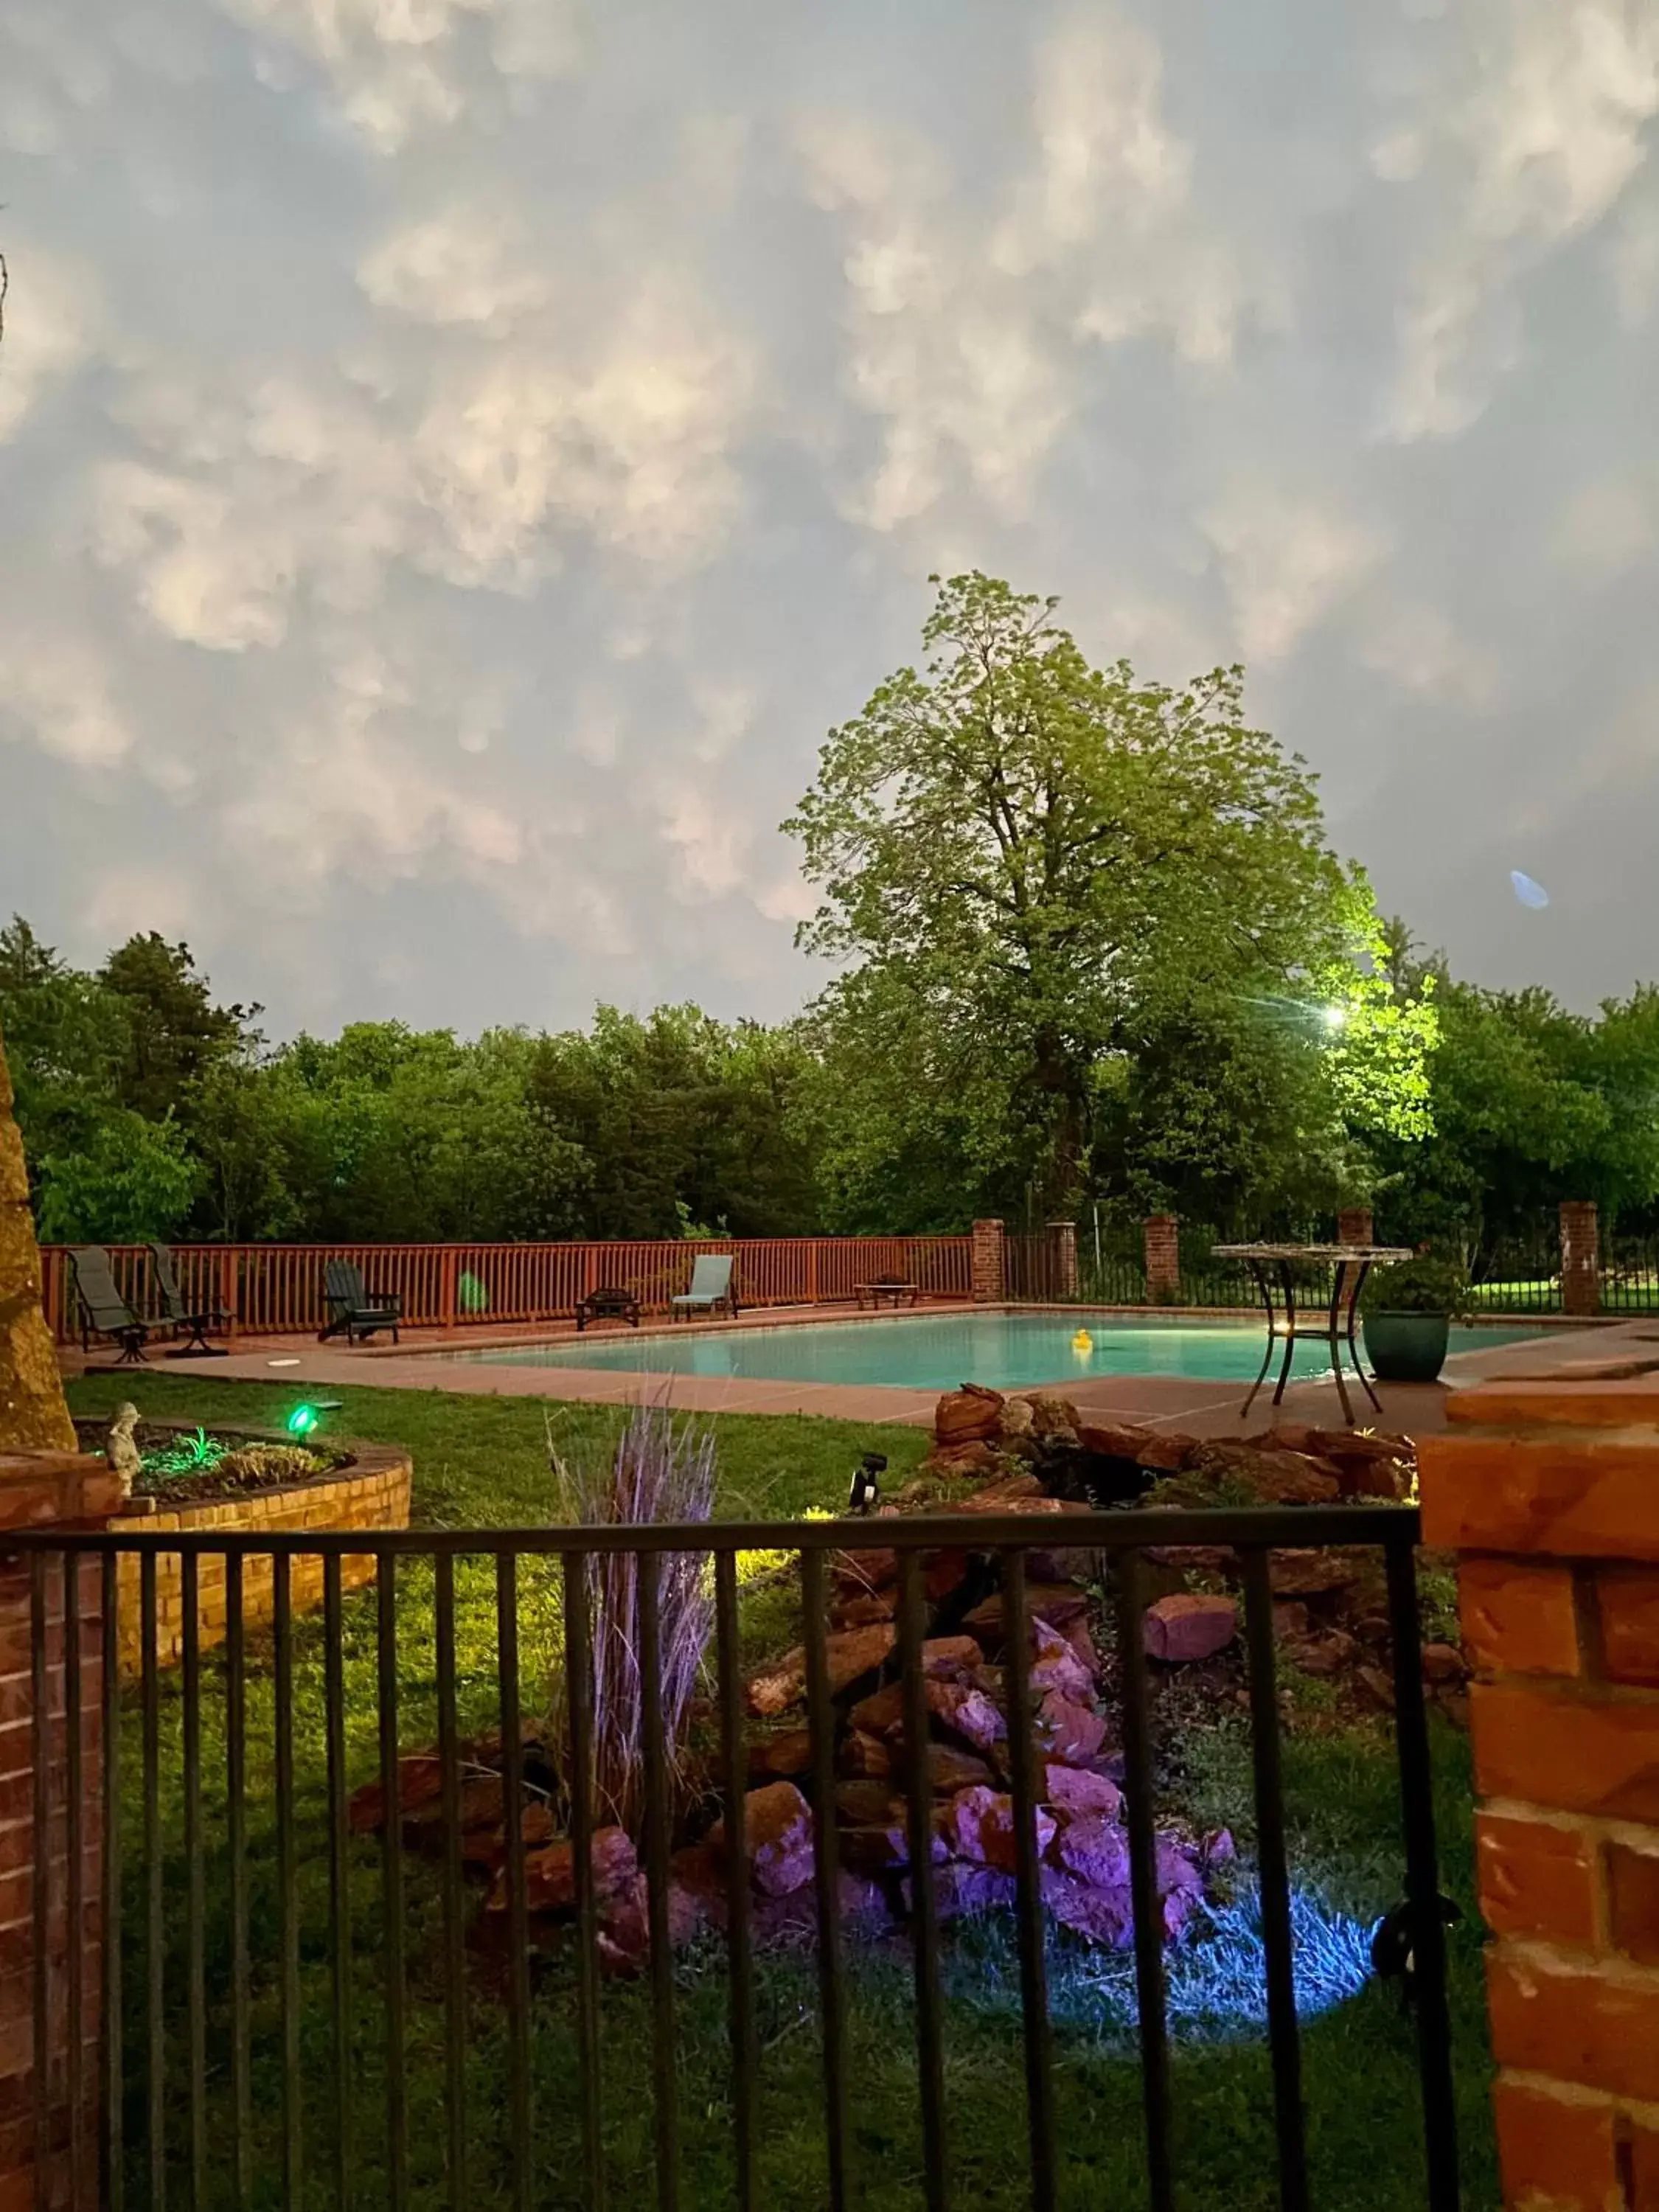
[1189,1441,1342,1505]
[711,1781,817,1896]
[1143,1593,1239,1664]
[934,1385,1005,1445]
[943,1786,1057,1874]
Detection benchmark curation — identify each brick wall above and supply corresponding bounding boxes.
[1143,1214,1180,1300]
[1559,1202,1601,1318]
[1047,1222,1079,1300]
[970,1220,1005,1304]
[1,1453,122,2211]
[1421,1396,1659,2209]
[109,1447,412,1674]
[1338,1206,1375,1248]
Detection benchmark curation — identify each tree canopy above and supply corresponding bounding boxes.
[786,572,1436,1228]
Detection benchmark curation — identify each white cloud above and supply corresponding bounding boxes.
[1200,489,1384,663]
[215,0,581,150]
[1380,0,1659,439]
[1554,478,1655,577]
[0,638,133,766]
[357,204,549,330]
[0,251,97,442]
[1357,601,1500,709]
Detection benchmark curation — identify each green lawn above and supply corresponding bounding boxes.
[63,1373,1497,2211]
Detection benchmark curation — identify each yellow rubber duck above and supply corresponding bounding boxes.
[1071,1328,1093,1354]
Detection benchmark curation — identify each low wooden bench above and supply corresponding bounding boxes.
[854,1280,920,1310]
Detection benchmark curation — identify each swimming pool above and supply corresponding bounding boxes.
[434,1312,1545,1393]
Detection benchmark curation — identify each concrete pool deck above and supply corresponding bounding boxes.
[63,1301,1659,1441]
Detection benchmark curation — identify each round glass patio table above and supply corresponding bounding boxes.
[1211,1243,1414,1426]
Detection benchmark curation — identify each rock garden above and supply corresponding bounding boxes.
[352,1383,1467,1986]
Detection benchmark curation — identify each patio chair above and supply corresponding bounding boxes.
[670,1251,738,1321]
[575,1284,642,1331]
[319,1259,403,1344]
[148,1242,233,1357]
[69,1247,155,1366]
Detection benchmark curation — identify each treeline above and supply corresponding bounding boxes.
[4,913,1659,1255]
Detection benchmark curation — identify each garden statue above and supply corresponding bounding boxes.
[105,1402,142,1498]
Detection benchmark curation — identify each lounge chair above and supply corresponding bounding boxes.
[575,1284,641,1331]
[148,1242,233,1356]
[69,1247,155,1365]
[319,1259,403,1344]
[671,1252,738,1321]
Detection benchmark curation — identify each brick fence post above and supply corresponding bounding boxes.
[1338,1206,1374,1248]
[970,1220,1005,1304]
[1047,1221,1079,1301]
[1419,1387,1659,2208]
[1,1450,125,2208]
[1559,1202,1601,1317]
[1143,1214,1180,1301]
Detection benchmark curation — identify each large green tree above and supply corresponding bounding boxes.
[787,571,1434,1227]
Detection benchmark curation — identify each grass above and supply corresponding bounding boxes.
[63,1371,1497,2211]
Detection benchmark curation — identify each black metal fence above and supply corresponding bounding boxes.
[21,1509,1460,2211]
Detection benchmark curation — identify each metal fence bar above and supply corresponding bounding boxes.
[1240,1550,1308,2212]
[801,1548,851,2212]
[497,1551,535,2211]
[274,1554,302,2204]
[1385,1536,1461,2212]
[563,1550,607,2212]
[637,1553,681,2212]
[101,1550,124,2212]
[141,1549,165,2212]
[999,1549,1057,2212]
[224,1554,251,2208]
[1115,1548,1174,2212]
[897,1552,949,2212]
[434,1554,467,2207]
[377,1556,408,2212]
[322,1554,355,2204]
[713,1551,757,2212]
[181,1551,208,2209]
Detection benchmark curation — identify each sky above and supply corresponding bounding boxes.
[2,0,1658,1043]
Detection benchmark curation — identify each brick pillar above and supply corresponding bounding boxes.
[1560,1202,1601,1318]
[1144,1214,1180,1302]
[1338,1206,1374,1248]
[970,1220,1005,1304]
[1047,1221,1078,1300]
[1420,1393,1659,2208]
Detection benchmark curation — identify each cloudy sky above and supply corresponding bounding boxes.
[2,0,1658,1041]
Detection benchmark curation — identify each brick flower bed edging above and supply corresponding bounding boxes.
[108,1441,413,1674]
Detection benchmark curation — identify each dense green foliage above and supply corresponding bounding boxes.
[6,572,1655,1257]
[786,574,1436,1229]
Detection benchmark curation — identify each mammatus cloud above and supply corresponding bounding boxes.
[1,0,1658,1036]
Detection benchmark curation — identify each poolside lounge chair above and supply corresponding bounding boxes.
[671,1252,738,1321]
[575,1284,641,1331]
[319,1259,403,1345]
[69,1246,155,1366]
[148,1242,233,1356]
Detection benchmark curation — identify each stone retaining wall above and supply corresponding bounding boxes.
[110,1444,412,1674]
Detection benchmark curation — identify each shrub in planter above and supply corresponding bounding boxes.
[1359,1256,1473,1384]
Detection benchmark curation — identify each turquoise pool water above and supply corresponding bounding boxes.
[437,1313,1544,1393]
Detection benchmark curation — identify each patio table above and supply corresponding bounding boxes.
[1212,1242,1413,1426]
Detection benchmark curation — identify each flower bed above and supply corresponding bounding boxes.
[73,1416,412,1674]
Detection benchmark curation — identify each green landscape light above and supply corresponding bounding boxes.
[286,1399,342,1437]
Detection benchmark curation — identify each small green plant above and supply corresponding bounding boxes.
[1359,1253,1474,1322]
[138,1425,229,1477]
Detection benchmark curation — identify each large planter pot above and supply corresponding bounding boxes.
[1362,1311,1450,1384]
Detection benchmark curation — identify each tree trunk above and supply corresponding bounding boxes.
[0,1020,77,1450]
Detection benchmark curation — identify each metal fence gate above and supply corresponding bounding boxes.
[21,1509,1461,2211]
